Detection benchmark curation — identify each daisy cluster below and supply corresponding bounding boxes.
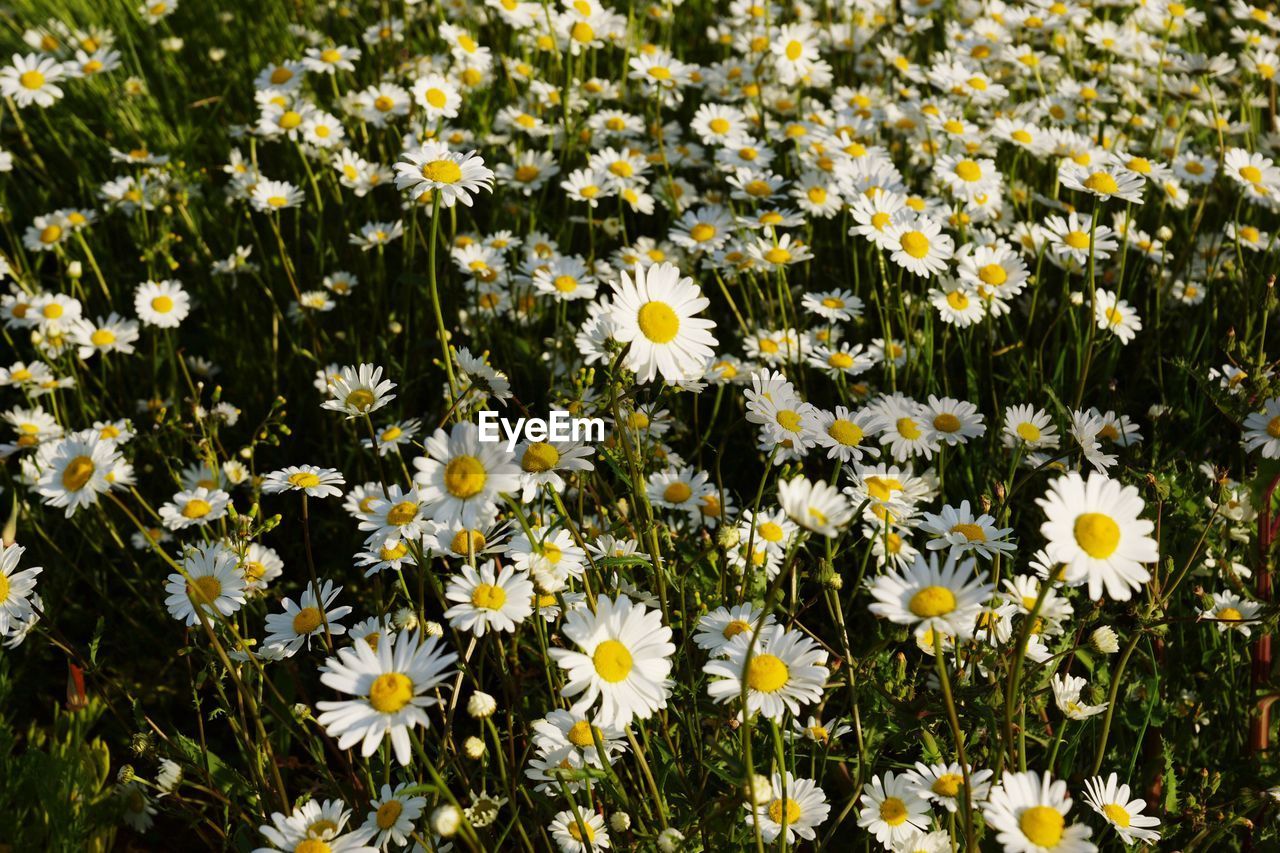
[1,0,1279,849]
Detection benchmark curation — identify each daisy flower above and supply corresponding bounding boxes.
[1199,590,1261,636]
[884,216,954,278]
[811,406,880,463]
[361,783,426,849]
[704,624,829,722]
[906,761,994,815]
[607,261,718,384]
[0,53,65,108]
[1059,160,1145,204]
[321,363,397,418]
[791,715,852,746]
[1052,674,1108,719]
[693,603,776,655]
[856,771,931,848]
[134,279,190,328]
[1082,773,1161,845]
[549,594,675,728]
[1241,397,1280,458]
[252,800,375,853]
[394,143,494,208]
[776,475,853,537]
[920,501,1016,560]
[443,560,534,636]
[35,434,120,516]
[746,773,831,844]
[801,289,864,323]
[160,487,231,531]
[412,420,521,528]
[163,543,246,627]
[250,179,305,212]
[264,579,352,656]
[1037,471,1158,601]
[867,551,994,641]
[513,439,595,502]
[1044,214,1118,265]
[0,544,42,635]
[549,809,610,853]
[983,771,1095,853]
[1093,289,1142,344]
[261,465,345,499]
[1003,404,1060,451]
[316,631,458,765]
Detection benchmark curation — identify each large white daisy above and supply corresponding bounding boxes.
[607,262,718,383]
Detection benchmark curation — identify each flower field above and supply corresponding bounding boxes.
[2,0,1280,849]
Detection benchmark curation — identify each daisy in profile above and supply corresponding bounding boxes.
[0,544,42,635]
[983,771,1096,853]
[704,624,828,721]
[607,262,718,383]
[745,772,831,844]
[394,142,493,208]
[919,501,1016,560]
[1052,674,1108,720]
[36,434,120,516]
[1199,590,1261,636]
[163,544,246,627]
[1059,160,1145,204]
[811,406,879,463]
[1093,289,1142,344]
[907,761,994,813]
[261,465,345,499]
[693,604,775,655]
[413,421,521,527]
[549,594,674,728]
[776,475,853,537]
[867,552,994,641]
[443,560,534,636]
[134,279,190,329]
[1037,471,1158,601]
[1082,773,1161,845]
[1241,397,1280,458]
[250,179,305,212]
[856,771,931,848]
[321,363,396,418]
[790,715,852,746]
[316,631,457,765]
[263,579,352,656]
[160,486,231,531]
[549,809,609,853]
[361,783,426,849]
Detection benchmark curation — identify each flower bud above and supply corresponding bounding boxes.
[431,804,463,837]
[468,691,497,719]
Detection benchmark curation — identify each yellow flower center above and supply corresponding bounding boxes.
[553,275,578,293]
[1016,422,1042,442]
[764,247,792,264]
[746,653,789,692]
[288,471,321,489]
[471,583,507,610]
[592,639,633,682]
[568,720,598,747]
[1064,230,1090,250]
[1268,416,1280,438]
[896,417,922,439]
[1240,165,1263,184]
[908,585,957,617]
[295,841,330,853]
[292,606,323,634]
[637,300,680,343]
[951,523,985,542]
[39,224,62,244]
[879,796,908,826]
[708,117,730,134]
[375,799,403,829]
[1073,512,1121,559]
[567,819,595,842]
[90,329,117,346]
[954,160,982,182]
[421,159,462,184]
[368,672,413,712]
[1019,806,1065,847]
[723,619,750,639]
[776,409,803,432]
[186,575,222,604]
[933,413,961,433]
[522,442,560,472]
[1083,171,1119,195]
[664,481,693,503]
[828,420,864,446]
[769,797,802,824]
[865,476,902,502]
[386,501,418,526]
[19,70,45,90]
[181,499,213,519]
[933,773,963,797]
[899,231,930,259]
[151,295,175,313]
[1217,606,1243,621]
[444,456,487,498]
[946,291,970,310]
